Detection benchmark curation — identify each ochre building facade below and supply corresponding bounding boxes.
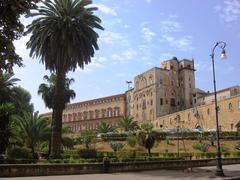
[41,57,240,132]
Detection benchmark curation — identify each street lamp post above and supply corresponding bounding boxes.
[210,41,227,177]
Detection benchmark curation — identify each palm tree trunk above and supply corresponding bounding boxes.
[148,148,151,157]
[47,110,54,159]
[50,70,66,158]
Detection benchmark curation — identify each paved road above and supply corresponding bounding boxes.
[1,164,240,180]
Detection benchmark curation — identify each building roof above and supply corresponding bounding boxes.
[204,85,240,97]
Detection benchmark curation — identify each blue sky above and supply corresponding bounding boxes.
[13,0,240,113]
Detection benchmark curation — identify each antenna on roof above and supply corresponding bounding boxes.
[126,81,132,90]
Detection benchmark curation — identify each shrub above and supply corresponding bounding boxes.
[118,147,136,160]
[7,146,32,159]
[79,149,97,159]
[192,143,209,152]
[127,135,137,147]
[220,146,230,153]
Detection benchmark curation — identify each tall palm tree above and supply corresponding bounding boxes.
[97,121,116,134]
[38,73,75,157]
[119,116,139,132]
[13,111,50,158]
[26,0,103,158]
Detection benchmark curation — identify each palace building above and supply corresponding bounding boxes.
[41,57,240,132]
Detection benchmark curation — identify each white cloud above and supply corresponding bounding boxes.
[141,27,156,42]
[159,20,182,33]
[101,31,128,46]
[160,34,194,51]
[215,0,240,23]
[111,49,137,62]
[78,56,107,73]
[93,3,117,16]
[145,0,151,3]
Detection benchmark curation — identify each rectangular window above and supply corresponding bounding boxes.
[170,98,175,106]
[160,98,163,105]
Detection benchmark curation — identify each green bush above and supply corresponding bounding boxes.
[220,146,230,153]
[79,149,97,159]
[192,143,209,152]
[7,146,32,159]
[205,152,216,158]
[127,135,136,147]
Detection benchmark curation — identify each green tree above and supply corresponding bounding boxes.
[0,103,15,154]
[38,74,76,110]
[26,0,103,158]
[138,123,156,157]
[12,86,34,114]
[0,73,19,154]
[0,73,20,102]
[97,121,116,134]
[0,0,39,73]
[13,112,50,158]
[81,130,96,149]
[119,116,139,132]
[38,73,75,157]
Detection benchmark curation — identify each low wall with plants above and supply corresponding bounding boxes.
[1,158,240,177]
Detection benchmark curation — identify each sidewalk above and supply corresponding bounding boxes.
[1,164,240,180]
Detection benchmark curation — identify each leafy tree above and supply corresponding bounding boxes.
[119,116,139,132]
[0,73,19,154]
[0,103,15,154]
[13,112,50,158]
[81,130,96,149]
[0,0,39,73]
[138,123,156,157]
[12,86,34,114]
[26,0,103,158]
[97,121,116,134]
[0,73,20,102]
[38,74,76,110]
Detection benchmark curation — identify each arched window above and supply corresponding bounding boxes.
[107,108,112,117]
[141,77,147,88]
[188,113,190,121]
[229,103,233,111]
[83,111,88,120]
[142,99,146,109]
[207,108,210,115]
[101,109,106,118]
[95,110,99,119]
[160,78,163,85]
[68,114,72,122]
[73,113,77,121]
[149,75,153,84]
[114,107,120,116]
[89,111,93,119]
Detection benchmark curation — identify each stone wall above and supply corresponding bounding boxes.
[153,95,240,131]
[1,158,240,177]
